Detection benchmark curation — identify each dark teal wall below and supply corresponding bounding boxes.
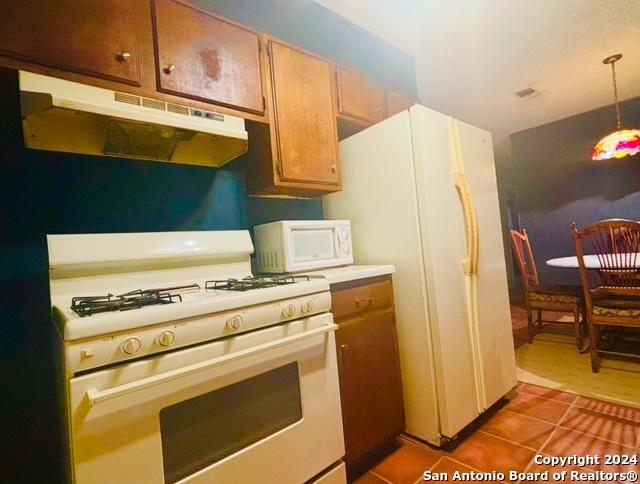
[0,3,416,481]
[509,97,640,287]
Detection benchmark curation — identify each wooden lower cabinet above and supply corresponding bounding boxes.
[331,277,404,479]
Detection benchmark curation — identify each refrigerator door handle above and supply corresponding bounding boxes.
[451,117,485,413]
[454,173,479,275]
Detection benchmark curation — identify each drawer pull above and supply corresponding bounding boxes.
[355,296,373,308]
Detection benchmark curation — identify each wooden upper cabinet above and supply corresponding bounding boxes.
[387,89,417,117]
[0,0,141,85]
[336,66,386,124]
[268,39,340,187]
[152,0,264,114]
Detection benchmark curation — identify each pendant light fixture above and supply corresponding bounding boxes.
[591,54,640,160]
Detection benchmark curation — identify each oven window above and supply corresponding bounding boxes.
[292,229,335,262]
[160,362,302,483]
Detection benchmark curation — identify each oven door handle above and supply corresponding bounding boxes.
[86,322,337,406]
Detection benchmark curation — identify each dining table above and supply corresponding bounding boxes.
[546,253,640,353]
[546,254,640,269]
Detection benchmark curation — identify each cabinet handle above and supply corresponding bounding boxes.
[331,164,337,173]
[117,51,131,62]
[164,63,176,74]
[376,107,381,113]
[355,296,373,308]
[340,344,350,361]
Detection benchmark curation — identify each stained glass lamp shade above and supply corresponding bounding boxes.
[592,129,640,160]
[591,54,640,161]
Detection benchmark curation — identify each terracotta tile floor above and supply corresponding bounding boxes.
[356,383,640,484]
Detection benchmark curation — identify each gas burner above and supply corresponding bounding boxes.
[205,275,310,292]
[70,283,200,317]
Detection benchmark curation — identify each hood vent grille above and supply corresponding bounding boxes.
[113,92,141,106]
[167,103,189,115]
[141,97,166,111]
[114,92,226,123]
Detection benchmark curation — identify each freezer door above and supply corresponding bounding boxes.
[323,111,441,444]
[456,121,517,408]
[408,105,481,438]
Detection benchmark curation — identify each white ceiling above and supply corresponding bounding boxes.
[313,0,640,143]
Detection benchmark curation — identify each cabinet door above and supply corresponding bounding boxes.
[335,310,405,468]
[336,67,386,124]
[153,0,264,114]
[268,40,340,186]
[387,89,417,117]
[0,0,141,85]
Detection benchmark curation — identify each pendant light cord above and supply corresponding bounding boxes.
[611,60,622,129]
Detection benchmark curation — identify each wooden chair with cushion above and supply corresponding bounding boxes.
[572,219,640,372]
[510,229,584,348]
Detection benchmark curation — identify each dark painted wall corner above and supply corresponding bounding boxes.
[507,97,640,287]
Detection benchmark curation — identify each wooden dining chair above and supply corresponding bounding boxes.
[572,219,640,372]
[510,229,584,348]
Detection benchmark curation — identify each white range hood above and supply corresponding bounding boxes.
[19,71,248,167]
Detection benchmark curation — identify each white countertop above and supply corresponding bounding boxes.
[301,265,395,285]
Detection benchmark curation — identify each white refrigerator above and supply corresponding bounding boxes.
[323,104,517,446]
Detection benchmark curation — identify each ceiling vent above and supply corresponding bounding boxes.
[515,87,538,98]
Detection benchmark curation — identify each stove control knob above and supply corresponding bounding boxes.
[226,314,243,330]
[283,303,297,318]
[121,337,141,355]
[301,300,314,314]
[157,330,175,347]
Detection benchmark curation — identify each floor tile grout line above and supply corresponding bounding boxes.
[515,393,579,483]
[510,394,640,425]
[427,455,444,471]
[517,384,579,405]
[505,400,640,447]
[369,469,394,484]
[556,424,639,450]
[412,456,445,484]
[498,407,566,427]
[431,455,510,483]
[476,430,541,453]
[403,438,521,483]
[502,405,640,450]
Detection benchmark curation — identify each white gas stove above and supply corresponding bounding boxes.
[48,230,346,484]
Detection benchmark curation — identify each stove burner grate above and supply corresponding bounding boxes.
[205,275,310,292]
[70,283,199,317]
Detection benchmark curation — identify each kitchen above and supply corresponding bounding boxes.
[2,1,639,484]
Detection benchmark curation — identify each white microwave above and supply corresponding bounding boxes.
[254,220,353,273]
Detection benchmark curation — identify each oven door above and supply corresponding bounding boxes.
[67,314,344,484]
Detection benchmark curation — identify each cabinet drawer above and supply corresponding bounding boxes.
[331,278,393,321]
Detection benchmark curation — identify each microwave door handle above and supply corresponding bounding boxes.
[86,322,338,406]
